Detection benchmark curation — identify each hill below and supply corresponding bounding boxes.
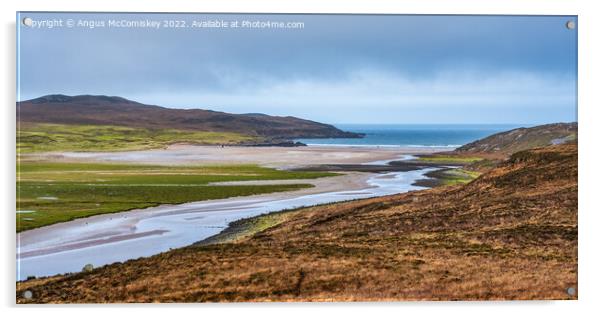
[454,122,577,156]
[17,143,577,302]
[17,94,363,141]
[411,122,578,178]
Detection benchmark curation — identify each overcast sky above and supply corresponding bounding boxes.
[17,13,577,124]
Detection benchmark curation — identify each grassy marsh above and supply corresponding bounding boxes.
[417,155,484,164]
[16,162,335,231]
[435,168,482,185]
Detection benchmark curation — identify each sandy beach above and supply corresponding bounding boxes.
[23,144,451,168]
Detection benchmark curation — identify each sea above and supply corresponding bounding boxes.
[296,124,529,148]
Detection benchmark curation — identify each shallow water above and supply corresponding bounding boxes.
[17,167,436,280]
[361,154,415,166]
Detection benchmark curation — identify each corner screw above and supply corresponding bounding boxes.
[22,290,33,299]
[567,287,576,296]
[566,21,576,30]
[22,17,33,27]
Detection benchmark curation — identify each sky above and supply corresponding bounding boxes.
[17,13,577,124]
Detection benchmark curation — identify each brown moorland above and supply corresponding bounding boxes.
[17,143,577,302]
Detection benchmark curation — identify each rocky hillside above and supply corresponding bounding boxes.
[17,95,362,140]
[17,144,577,302]
[455,122,577,156]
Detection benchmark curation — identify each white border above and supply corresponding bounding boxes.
[2,1,600,315]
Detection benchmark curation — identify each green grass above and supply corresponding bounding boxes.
[438,169,482,186]
[16,162,335,232]
[418,155,484,164]
[563,133,577,142]
[17,123,260,153]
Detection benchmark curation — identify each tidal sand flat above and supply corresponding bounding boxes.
[17,146,440,280]
[25,144,449,168]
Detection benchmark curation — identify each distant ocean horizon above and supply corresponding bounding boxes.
[296,124,531,148]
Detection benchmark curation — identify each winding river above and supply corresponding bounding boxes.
[17,160,436,281]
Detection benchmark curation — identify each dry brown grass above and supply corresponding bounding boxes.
[16,144,577,303]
